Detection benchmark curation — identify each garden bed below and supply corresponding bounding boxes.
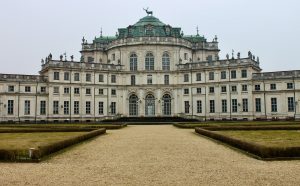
[0,128,106,162]
[195,126,300,160]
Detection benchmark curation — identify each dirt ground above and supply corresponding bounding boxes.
[0,125,300,186]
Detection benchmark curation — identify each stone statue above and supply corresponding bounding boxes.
[41,59,44,64]
[248,51,252,58]
[45,57,48,63]
[82,37,85,44]
[226,53,229,60]
[60,55,63,61]
[143,8,153,16]
[49,53,52,60]
[253,55,255,60]
[237,52,241,59]
[70,55,74,61]
[80,56,84,62]
[257,56,260,62]
[214,35,218,42]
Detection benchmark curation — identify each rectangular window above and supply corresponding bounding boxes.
[74,73,80,81]
[231,85,237,92]
[111,89,116,96]
[221,86,227,93]
[99,101,104,115]
[255,98,261,112]
[241,70,247,78]
[209,87,214,93]
[86,73,91,82]
[41,86,46,93]
[86,88,91,95]
[99,89,104,95]
[221,71,226,79]
[64,87,70,94]
[197,100,202,113]
[209,100,215,113]
[86,101,91,114]
[74,88,80,95]
[270,84,276,90]
[99,74,104,82]
[7,100,14,115]
[25,86,31,92]
[54,72,60,80]
[111,75,116,83]
[53,87,59,94]
[8,85,14,92]
[64,72,69,81]
[242,98,248,112]
[184,53,188,60]
[64,101,69,115]
[164,75,169,85]
[255,84,260,91]
[112,53,115,61]
[53,101,59,114]
[242,84,248,91]
[111,102,116,114]
[184,101,189,113]
[74,101,79,115]
[147,75,152,85]
[287,83,294,89]
[232,99,237,113]
[288,97,295,112]
[231,70,236,79]
[24,100,30,115]
[196,88,201,94]
[184,88,189,95]
[131,75,136,85]
[40,101,46,115]
[222,99,227,113]
[196,73,201,81]
[184,74,189,82]
[271,98,277,112]
[209,72,214,80]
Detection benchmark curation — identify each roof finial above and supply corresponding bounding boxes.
[100,27,103,38]
[196,26,199,36]
[143,7,153,16]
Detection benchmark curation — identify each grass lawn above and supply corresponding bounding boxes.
[0,132,86,150]
[215,130,300,148]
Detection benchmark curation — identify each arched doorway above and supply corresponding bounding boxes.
[145,94,155,116]
[162,94,172,116]
[129,94,139,116]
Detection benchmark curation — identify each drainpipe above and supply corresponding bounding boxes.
[35,81,38,123]
[263,79,267,119]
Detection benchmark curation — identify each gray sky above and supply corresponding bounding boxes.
[0,0,299,75]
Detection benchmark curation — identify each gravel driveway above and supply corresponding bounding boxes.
[0,125,300,186]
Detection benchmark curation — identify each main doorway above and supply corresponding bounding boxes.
[145,94,155,116]
[129,94,139,116]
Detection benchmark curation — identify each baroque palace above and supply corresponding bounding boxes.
[0,12,299,123]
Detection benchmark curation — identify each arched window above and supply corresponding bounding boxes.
[129,94,139,116]
[145,52,154,71]
[162,52,170,71]
[145,94,155,116]
[130,53,137,71]
[162,94,172,115]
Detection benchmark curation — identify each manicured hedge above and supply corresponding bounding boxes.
[195,127,300,159]
[34,128,106,160]
[201,125,300,131]
[0,128,106,162]
[0,128,95,133]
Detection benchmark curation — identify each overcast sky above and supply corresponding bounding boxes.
[0,0,299,75]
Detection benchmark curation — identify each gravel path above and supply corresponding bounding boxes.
[1,125,300,186]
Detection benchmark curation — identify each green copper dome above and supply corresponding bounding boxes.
[133,15,166,27]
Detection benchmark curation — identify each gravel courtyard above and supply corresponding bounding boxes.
[1,125,300,186]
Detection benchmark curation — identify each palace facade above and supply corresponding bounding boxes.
[0,14,299,123]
